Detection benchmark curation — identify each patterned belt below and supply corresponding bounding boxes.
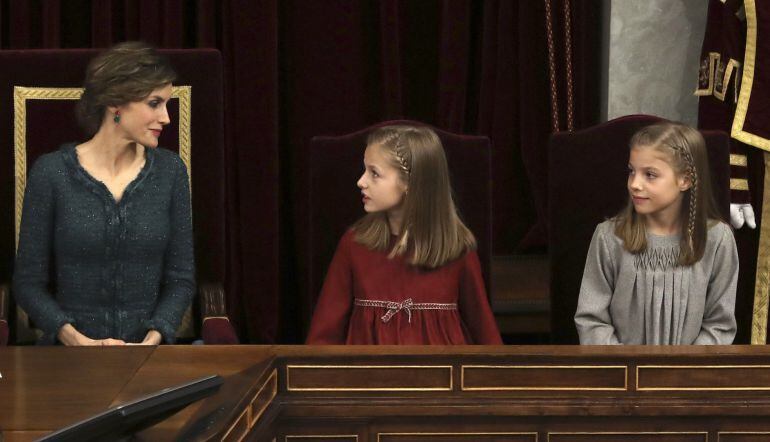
[354,298,457,323]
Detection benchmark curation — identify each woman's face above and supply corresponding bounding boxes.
[356,143,408,214]
[114,83,172,148]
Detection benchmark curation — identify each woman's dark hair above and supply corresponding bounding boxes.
[76,41,177,136]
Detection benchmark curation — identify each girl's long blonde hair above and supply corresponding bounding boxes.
[353,125,476,268]
[614,122,722,266]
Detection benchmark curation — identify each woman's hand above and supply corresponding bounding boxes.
[140,329,162,345]
[57,323,126,346]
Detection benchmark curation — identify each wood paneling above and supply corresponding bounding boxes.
[285,365,452,391]
[8,346,770,442]
[379,433,536,442]
[462,365,626,391]
[548,434,707,442]
[637,365,770,390]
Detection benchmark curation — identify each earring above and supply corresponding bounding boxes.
[113,112,121,124]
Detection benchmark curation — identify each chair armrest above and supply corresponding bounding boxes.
[0,282,9,346]
[200,282,239,344]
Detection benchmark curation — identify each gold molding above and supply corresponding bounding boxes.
[12,85,193,340]
[220,403,249,442]
[461,365,627,391]
[730,154,748,167]
[378,432,537,442]
[637,365,770,391]
[730,178,750,191]
[13,87,82,251]
[221,368,277,440]
[249,368,278,427]
[731,0,770,151]
[285,365,453,392]
[12,85,192,251]
[718,432,770,442]
[753,152,770,344]
[285,436,358,441]
[547,432,707,441]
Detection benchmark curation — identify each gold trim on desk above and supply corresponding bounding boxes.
[221,368,278,442]
[285,364,453,392]
[221,403,249,442]
[461,365,628,391]
[250,368,278,427]
[718,432,770,442]
[286,436,358,441]
[637,365,770,391]
[378,432,537,441]
[548,432,708,441]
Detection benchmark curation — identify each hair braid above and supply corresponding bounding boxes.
[672,142,698,249]
[378,131,411,176]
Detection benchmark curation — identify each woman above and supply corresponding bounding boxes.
[13,42,194,345]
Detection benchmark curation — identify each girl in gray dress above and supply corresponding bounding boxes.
[575,122,738,345]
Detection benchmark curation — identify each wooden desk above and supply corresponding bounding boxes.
[6,346,770,441]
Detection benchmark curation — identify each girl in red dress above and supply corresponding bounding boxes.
[306,125,502,344]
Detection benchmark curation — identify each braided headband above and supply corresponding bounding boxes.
[669,142,698,246]
[378,132,410,176]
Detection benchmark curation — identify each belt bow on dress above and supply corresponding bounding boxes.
[354,298,457,323]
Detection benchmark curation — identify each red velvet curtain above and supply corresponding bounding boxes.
[0,0,600,343]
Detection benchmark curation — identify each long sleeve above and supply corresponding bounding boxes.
[306,233,354,344]
[143,157,195,343]
[13,158,74,341]
[575,225,621,344]
[694,224,738,344]
[458,251,502,344]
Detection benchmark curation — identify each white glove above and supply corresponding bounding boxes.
[730,203,757,229]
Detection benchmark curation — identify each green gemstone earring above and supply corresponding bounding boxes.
[113,112,120,124]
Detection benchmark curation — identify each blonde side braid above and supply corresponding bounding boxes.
[377,132,410,176]
[674,144,698,249]
[393,142,411,176]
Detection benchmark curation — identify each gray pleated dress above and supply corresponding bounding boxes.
[575,219,738,345]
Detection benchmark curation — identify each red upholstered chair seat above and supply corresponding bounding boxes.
[548,115,731,344]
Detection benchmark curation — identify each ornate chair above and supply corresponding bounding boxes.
[0,49,237,344]
[306,120,493,337]
[548,115,731,344]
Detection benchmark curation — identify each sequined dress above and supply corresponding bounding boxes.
[575,219,738,345]
[306,230,503,345]
[13,143,195,344]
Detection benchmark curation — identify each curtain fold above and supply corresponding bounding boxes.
[0,0,599,343]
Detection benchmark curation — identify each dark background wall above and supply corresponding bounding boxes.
[0,0,601,343]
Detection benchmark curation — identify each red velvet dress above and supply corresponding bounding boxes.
[306,230,503,344]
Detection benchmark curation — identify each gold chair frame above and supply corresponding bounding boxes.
[12,86,193,342]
